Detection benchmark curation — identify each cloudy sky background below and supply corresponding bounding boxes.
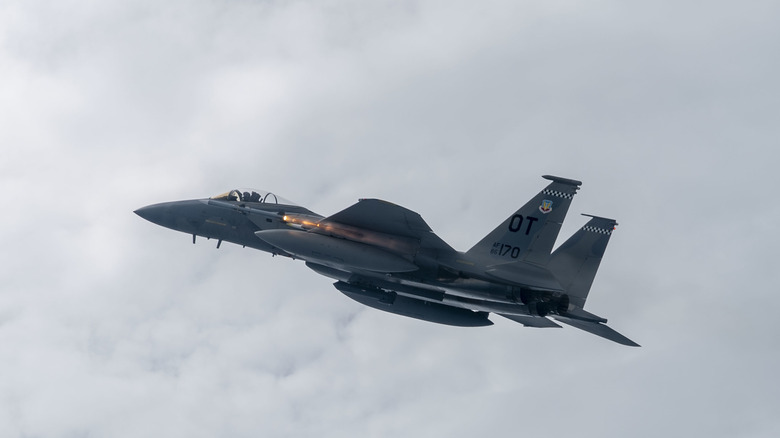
[2,0,779,436]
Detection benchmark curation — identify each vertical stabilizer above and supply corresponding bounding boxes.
[548,214,617,308]
[467,175,581,265]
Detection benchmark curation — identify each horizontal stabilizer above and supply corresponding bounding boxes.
[564,307,608,324]
[499,314,562,328]
[553,316,640,347]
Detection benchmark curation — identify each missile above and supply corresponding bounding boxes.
[255,229,418,273]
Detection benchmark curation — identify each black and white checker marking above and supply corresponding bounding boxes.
[542,189,574,199]
[582,225,614,235]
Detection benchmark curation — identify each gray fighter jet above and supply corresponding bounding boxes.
[136,176,639,346]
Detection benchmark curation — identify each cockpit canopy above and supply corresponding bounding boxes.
[210,189,297,206]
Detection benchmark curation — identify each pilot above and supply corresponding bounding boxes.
[249,191,261,202]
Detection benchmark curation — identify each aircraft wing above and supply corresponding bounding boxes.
[323,199,454,252]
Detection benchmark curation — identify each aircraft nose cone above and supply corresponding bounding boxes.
[134,204,165,225]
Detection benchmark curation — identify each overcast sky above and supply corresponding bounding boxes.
[2,0,779,436]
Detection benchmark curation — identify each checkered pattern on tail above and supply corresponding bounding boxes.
[583,225,613,235]
[542,189,574,199]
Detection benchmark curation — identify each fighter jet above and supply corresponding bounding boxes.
[135,175,639,346]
